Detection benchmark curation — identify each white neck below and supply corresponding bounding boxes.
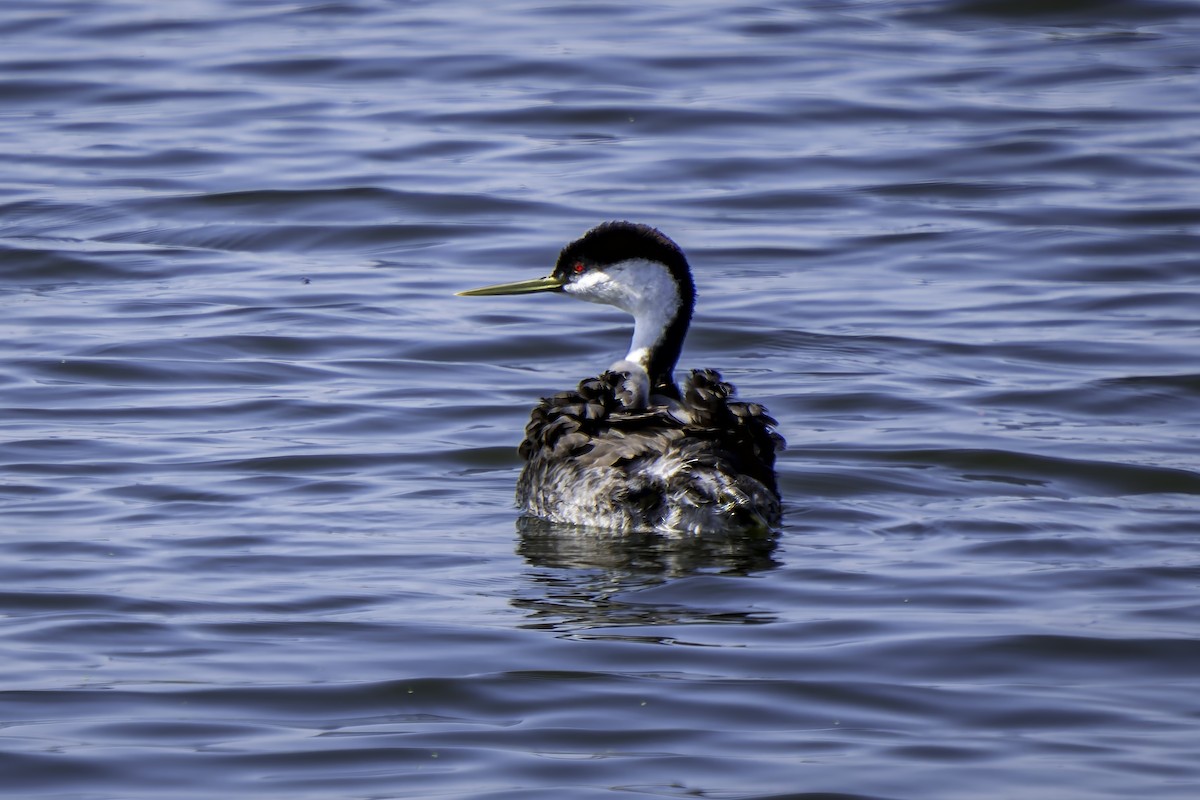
[563,258,681,375]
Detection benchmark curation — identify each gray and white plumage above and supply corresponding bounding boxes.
[459,221,784,534]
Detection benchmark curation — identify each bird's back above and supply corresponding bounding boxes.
[517,369,784,533]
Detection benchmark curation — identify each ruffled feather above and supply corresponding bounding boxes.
[517,369,783,533]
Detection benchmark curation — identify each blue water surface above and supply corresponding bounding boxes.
[1,1,1199,798]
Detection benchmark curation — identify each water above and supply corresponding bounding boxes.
[2,1,1199,798]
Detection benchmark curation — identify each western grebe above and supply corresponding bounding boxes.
[458,221,783,534]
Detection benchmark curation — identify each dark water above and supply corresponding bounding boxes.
[2,1,1199,798]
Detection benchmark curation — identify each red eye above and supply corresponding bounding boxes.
[572,261,585,274]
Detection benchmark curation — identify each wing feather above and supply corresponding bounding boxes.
[518,369,783,532]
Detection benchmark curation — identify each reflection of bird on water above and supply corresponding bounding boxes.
[459,221,783,534]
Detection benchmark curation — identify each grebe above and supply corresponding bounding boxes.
[458,221,783,534]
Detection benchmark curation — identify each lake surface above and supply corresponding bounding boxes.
[2,1,1198,798]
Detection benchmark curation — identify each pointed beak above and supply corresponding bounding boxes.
[456,275,565,297]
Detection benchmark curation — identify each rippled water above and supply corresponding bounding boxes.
[2,1,1199,798]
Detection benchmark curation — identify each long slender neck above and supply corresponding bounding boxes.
[615,260,693,397]
[625,300,690,396]
[565,255,697,399]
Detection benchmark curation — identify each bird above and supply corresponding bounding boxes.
[458,221,783,534]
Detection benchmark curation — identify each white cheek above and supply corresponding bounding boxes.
[569,269,608,294]
[564,269,627,307]
[562,260,679,322]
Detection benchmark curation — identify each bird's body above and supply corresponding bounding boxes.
[459,221,783,534]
